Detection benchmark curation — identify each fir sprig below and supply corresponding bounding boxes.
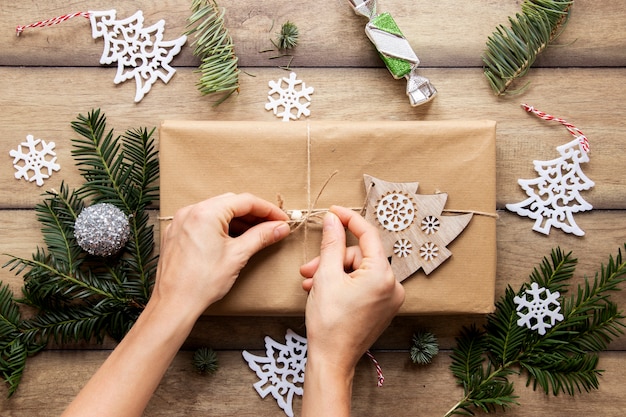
[193,347,219,374]
[446,246,626,416]
[483,0,573,95]
[275,21,299,50]
[1,110,159,396]
[185,0,240,105]
[410,331,439,365]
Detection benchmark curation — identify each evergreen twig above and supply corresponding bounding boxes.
[446,246,626,416]
[0,110,159,396]
[193,347,219,374]
[185,0,240,105]
[483,0,573,95]
[410,331,439,365]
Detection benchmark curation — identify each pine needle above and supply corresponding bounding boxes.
[185,0,240,105]
[483,0,573,96]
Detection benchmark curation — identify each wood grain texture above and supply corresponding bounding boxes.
[1,0,625,415]
[2,1,625,67]
[1,67,624,208]
[2,350,626,416]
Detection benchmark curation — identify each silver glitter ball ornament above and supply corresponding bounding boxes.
[74,203,131,257]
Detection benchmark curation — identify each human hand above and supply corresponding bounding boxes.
[300,205,405,375]
[153,192,290,318]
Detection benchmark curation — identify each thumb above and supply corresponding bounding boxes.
[317,211,346,276]
[235,221,290,258]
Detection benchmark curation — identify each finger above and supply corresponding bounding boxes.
[316,212,347,277]
[301,277,313,292]
[330,205,386,261]
[301,245,363,278]
[344,246,364,272]
[217,193,289,222]
[300,256,320,278]
[233,220,291,259]
[229,217,263,237]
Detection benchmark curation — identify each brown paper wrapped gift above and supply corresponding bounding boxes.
[159,120,497,315]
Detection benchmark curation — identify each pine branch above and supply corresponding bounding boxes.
[71,110,159,300]
[185,0,240,105]
[0,110,159,396]
[446,245,626,416]
[36,183,84,273]
[0,283,45,397]
[483,0,573,95]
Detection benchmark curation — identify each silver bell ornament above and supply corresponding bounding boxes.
[74,203,131,256]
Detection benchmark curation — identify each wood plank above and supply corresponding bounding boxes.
[0,67,624,208]
[3,209,626,350]
[1,349,625,416]
[1,1,624,68]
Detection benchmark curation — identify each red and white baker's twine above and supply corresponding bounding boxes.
[366,350,385,387]
[16,11,91,36]
[522,104,590,152]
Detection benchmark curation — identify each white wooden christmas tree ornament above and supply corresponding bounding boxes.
[16,10,187,102]
[507,105,594,236]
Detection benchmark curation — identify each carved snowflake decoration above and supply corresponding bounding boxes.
[393,239,413,258]
[265,72,314,121]
[89,10,187,102]
[514,282,564,335]
[9,134,60,186]
[376,191,415,232]
[421,215,440,234]
[419,242,439,261]
[242,329,307,417]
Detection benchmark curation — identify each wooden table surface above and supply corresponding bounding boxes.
[1,1,625,416]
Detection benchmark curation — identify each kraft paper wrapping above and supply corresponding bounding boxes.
[159,120,497,315]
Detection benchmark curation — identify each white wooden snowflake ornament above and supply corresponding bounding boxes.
[514,282,564,335]
[363,175,473,282]
[265,72,314,121]
[242,329,307,417]
[9,134,60,186]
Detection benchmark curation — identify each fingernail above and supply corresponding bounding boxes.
[274,222,291,240]
[323,212,337,231]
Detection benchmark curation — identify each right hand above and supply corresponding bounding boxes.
[300,205,405,375]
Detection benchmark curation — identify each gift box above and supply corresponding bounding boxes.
[159,120,497,315]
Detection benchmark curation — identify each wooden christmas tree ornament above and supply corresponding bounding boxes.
[363,175,473,282]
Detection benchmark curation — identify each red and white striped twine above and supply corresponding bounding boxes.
[16,11,91,36]
[522,104,590,152]
[365,350,385,387]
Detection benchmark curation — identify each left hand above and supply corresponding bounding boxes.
[153,192,290,317]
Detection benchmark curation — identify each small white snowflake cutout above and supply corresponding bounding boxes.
[421,216,440,235]
[514,282,564,335]
[265,72,314,121]
[419,242,439,261]
[394,239,413,258]
[9,134,60,186]
[242,329,307,417]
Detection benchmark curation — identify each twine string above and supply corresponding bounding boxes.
[16,11,91,36]
[522,104,590,152]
